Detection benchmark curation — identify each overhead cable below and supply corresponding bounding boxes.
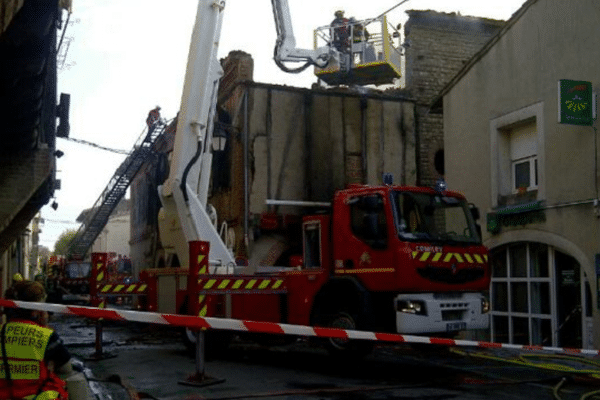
[60,137,129,155]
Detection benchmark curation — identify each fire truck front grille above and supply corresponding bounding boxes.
[416,266,485,284]
[441,309,465,321]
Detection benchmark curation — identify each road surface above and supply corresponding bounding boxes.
[49,313,599,400]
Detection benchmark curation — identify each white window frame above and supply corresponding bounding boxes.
[490,243,557,346]
[512,155,538,193]
[490,102,545,208]
[491,243,593,349]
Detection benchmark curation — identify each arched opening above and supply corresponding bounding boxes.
[490,242,592,348]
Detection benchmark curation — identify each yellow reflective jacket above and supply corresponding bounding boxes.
[0,321,68,400]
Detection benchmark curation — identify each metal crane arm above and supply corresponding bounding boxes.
[158,0,330,270]
[158,0,234,270]
[270,0,334,72]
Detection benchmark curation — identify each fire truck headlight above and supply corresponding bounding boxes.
[396,300,427,315]
[481,296,490,314]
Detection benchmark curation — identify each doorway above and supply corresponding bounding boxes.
[490,243,591,348]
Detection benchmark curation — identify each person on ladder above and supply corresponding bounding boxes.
[146,106,162,136]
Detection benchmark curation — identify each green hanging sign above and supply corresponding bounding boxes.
[559,79,593,126]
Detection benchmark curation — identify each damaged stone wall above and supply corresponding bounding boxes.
[212,82,416,263]
[404,10,504,187]
[129,51,416,270]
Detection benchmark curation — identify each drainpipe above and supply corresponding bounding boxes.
[266,90,272,210]
[594,126,598,201]
[243,89,249,250]
[304,93,312,199]
[379,101,385,183]
[360,97,368,183]
[414,104,421,187]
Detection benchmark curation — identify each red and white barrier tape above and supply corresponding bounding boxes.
[1,298,598,356]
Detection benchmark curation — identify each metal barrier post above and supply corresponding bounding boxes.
[86,253,116,361]
[89,253,106,304]
[86,318,116,362]
[179,241,225,387]
[195,331,205,376]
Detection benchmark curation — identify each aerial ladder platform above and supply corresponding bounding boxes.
[67,118,169,259]
[313,15,403,86]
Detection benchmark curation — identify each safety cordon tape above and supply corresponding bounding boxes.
[1,298,598,357]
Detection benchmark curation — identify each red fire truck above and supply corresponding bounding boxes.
[48,253,132,304]
[109,183,490,355]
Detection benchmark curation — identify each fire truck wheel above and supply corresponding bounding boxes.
[324,312,373,358]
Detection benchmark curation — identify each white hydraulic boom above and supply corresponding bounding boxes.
[158,0,333,270]
[270,0,336,72]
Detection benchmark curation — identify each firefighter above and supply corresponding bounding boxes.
[350,18,370,43]
[145,106,162,139]
[330,10,350,52]
[1,280,72,400]
[146,106,161,128]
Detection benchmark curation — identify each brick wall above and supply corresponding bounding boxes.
[219,50,254,113]
[404,10,504,187]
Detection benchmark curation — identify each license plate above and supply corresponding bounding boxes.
[446,322,466,332]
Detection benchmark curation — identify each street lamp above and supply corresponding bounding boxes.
[212,123,228,152]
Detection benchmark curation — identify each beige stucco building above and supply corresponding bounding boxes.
[80,199,131,258]
[437,0,600,349]
[90,211,130,258]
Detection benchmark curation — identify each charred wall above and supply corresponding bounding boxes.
[211,82,416,262]
[404,10,504,187]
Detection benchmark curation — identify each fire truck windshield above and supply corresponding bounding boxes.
[393,191,480,245]
[65,262,91,279]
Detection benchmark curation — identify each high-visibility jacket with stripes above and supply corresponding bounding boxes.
[0,321,68,400]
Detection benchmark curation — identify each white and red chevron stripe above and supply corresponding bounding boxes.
[1,298,598,356]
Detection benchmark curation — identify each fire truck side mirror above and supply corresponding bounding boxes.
[469,203,480,221]
[469,204,483,241]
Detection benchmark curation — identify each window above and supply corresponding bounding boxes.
[513,156,538,190]
[490,102,545,208]
[490,243,591,348]
[393,191,479,244]
[66,262,91,279]
[491,243,553,346]
[303,222,321,268]
[349,194,387,248]
[510,123,537,193]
